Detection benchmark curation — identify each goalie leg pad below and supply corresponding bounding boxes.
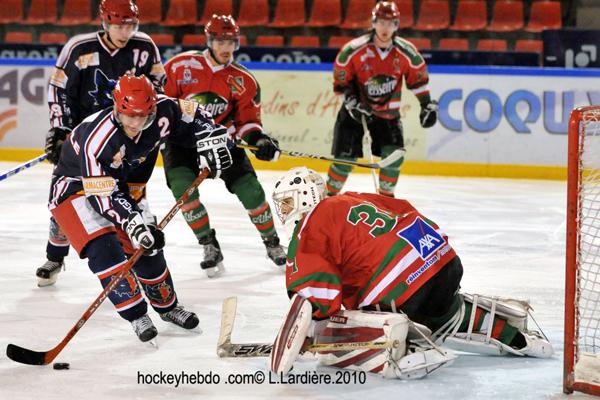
[383,346,456,380]
[270,294,313,375]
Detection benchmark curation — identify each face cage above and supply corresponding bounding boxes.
[102,21,140,39]
[207,36,240,52]
[114,109,157,131]
[371,17,400,29]
[273,190,300,225]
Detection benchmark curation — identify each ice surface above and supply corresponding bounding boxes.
[0,162,592,399]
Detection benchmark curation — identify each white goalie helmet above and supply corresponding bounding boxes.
[272,167,326,230]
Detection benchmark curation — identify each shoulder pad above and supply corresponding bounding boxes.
[336,34,371,65]
[393,37,425,67]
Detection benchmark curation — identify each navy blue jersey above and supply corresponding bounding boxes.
[50,96,215,226]
[48,31,165,130]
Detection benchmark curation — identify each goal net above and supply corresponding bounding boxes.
[564,105,600,396]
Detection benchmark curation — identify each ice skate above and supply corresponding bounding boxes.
[263,234,287,270]
[198,229,224,278]
[160,305,200,330]
[131,314,158,343]
[36,259,65,287]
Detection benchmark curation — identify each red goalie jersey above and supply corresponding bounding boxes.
[286,192,457,319]
[164,49,263,142]
[333,34,431,120]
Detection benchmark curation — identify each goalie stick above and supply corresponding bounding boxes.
[217,297,399,358]
[0,153,47,182]
[6,170,210,366]
[237,144,405,170]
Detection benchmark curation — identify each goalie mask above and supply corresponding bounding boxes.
[112,75,157,131]
[205,14,241,51]
[272,167,325,234]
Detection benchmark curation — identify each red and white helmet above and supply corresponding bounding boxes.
[205,14,241,50]
[99,0,139,26]
[372,1,400,23]
[113,75,157,128]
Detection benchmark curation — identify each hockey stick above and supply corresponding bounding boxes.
[0,153,47,182]
[6,169,210,366]
[361,115,379,193]
[237,144,405,170]
[217,297,399,358]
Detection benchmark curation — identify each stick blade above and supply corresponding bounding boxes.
[6,344,49,365]
[217,297,237,357]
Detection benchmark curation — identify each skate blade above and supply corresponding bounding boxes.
[37,276,58,287]
[146,338,159,349]
[205,263,225,279]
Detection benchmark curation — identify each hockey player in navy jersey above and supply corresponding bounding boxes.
[39,0,166,286]
[48,75,232,342]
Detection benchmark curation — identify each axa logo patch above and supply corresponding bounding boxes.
[397,216,444,260]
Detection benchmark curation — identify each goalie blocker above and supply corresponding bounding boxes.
[269,294,456,380]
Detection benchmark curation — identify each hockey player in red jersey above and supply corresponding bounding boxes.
[325,1,438,198]
[269,167,553,378]
[49,75,232,342]
[38,0,166,286]
[162,14,286,278]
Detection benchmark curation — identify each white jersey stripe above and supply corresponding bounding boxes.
[83,113,114,176]
[297,287,340,301]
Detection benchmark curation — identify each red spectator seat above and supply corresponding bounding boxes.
[57,0,92,25]
[515,39,543,53]
[327,35,354,48]
[25,0,58,25]
[477,39,508,51]
[4,31,33,44]
[255,35,284,47]
[290,36,320,47]
[39,32,67,44]
[269,0,305,28]
[237,0,269,27]
[306,0,341,27]
[405,37,432,50]
[199,0,234,25]
[182,34,207,46]
[438,38,469,50]
[150,33,175,46]
[393,0,414,29]
[487,1,524,32]
[239,35,248,46]
[525,1,562,32]
[414,0,450,31]
[137,0,162,24]
[162,0,197,26]
[450,0,487,31]
[0,0,24,24]
[340,0,376,29]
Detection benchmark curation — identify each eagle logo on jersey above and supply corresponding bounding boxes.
[88,69,117,108]
[227,75,246,96]
[190,92,229,117]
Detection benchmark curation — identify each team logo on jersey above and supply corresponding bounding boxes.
[49,67,68,89]
[88,69,117,108]
[110,144,126,168]
[364,75,398,99]
[112,272,140,299]
[190,92,229,117]
[397,216,444,260]
[227,75,246,95]
[360,48,375,63]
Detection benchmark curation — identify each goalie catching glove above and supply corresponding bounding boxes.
[122,212,165,256]
[45,127,70,164]
[195,125,233,179]
[419,99,438,128]
[246,132,281,162]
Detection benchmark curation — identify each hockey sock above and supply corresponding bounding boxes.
[231,173,276,238]
[326,162,354,196]
[167,166,212,240]
[378,145,403,197]
[457,302,520,346]
[87,234,147,322]
[46,216,69,261]
[134,253,178,314]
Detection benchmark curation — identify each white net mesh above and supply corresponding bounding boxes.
[575,109,600,378]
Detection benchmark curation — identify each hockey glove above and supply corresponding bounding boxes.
[419,99,439,128]
[45,127,70,165]
[247,132,281,161]
[122,212,155,251]
[144,225,165,256]
[344,94,373,123]
[195,125,233,179]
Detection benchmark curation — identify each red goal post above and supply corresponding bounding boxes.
[564,105,600,395]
